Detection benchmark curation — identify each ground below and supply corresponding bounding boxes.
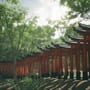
[38,78,90,90]
[0,77,90,90]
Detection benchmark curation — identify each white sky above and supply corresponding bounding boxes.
[22,0,69,25]
[21,0,69,38]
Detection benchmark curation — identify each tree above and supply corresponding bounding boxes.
[60,0,90,18]
[0,1,27,79]
[0,1,55,79]
[58,0,90,41]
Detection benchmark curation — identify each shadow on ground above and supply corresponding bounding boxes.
[38,78,90,90]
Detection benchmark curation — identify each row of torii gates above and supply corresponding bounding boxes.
[0,23,90,80]
[37,23,90,80]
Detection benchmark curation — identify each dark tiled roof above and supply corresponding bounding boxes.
[67,34,84,41]
[79,23,90,30]
[74,27,90,35]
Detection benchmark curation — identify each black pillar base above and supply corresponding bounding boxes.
[76,72,80,80]
[58,72,63,79]
[51,72,57,78]
[64,72,68,79]
[70,72,74,79]
[42,73,49,77]
[83,72,88,80]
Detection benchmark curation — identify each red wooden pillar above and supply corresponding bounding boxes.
[18,62,21,77]
[52,56,55,74]
[51,55,53,77]
[59,55,63,78]
[10,63,13,76]
[40,55,44,75]
[25,57,31,75]
[46,54,49,76]
[54,49,57,75]
[0,63,1,74]
[28,57,32,74]
[53,55,58,77]
[16,62,19,77]
[31,57,34,74]
[88,41,90,77]
[43,54,47,75]
[37,54,41,75]
[44,54,48,75]
[55,48,60,76]
[5,63,7,75]
[42,54,46,76]
[38,54,41,76]
[82,41,88,79]
[22,63,25,76]
[25,61,29,76]
[29,58,32,74]
[65,54,69,79]
[69,47,74,79]
[54,54,62,79]
[75,45,81,79]
[47,50,53,77]
[49,48,59,77]
[62,53,68,79]
[85,35,90,78]
[56,56,60,73]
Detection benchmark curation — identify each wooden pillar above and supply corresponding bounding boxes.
[29,60,31,74]
[69,49,74,79]
[52,56,56,77]
[41,55,44,76]
[56,56,60,75]
[51,48,57,77]
[82,42,88,79]
[44,55,48,75]
[75,45,81,79]
[63,55,68,79]
[56,48,61,77]
[44,52,49,76]
[54,55,58,77]
[52,56,55,74]
[88,41,90,78]
[38,55,41,77]
[42,54,46,76]
[58,55,63,78]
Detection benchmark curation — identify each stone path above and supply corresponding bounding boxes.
[0,78,90,90]
[38,78,90,90]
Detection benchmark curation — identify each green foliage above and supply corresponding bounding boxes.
[0,2,55,61]
[15,77,43,90]
[2,0,20,4]
[0,2,26,61]
[60,0,90,17]
[59,0,90,42]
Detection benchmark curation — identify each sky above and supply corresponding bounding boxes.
[0,0,69,25]
[0,0,69,38]
[21,0,69,26]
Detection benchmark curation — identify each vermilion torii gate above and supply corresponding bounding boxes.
[74,23,90,79]
[0,23,90,80]
[0,43,72,78]
[24,23,90,80]
[64,36,88,79]
[36,44,71,79]
[63,23,90,80]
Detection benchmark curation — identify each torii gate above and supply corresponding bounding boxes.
[61,23,90,80]
[66,35,89,79]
